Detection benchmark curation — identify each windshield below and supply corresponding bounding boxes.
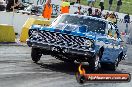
[51,15,106,34]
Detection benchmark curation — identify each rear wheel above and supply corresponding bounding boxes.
[101,57,120,71]
[31,47,42,63]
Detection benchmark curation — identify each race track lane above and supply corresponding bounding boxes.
[0,46,131,87]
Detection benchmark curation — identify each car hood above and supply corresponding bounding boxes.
[31,24,106,40]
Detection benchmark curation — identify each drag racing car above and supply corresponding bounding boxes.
[27,14,127,72]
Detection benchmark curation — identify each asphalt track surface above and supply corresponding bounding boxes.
[0,45,132,87]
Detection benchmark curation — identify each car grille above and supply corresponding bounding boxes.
[29,29,93,50]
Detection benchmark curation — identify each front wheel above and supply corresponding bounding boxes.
[31,47,42,63]
[88,53,100,72]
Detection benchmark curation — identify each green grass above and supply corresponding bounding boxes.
[80,0,132,14]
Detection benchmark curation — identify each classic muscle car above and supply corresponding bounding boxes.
[27,14,127,72]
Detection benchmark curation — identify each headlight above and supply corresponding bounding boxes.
[84,40,92,47]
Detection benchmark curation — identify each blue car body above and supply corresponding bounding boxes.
[27,14,127,69]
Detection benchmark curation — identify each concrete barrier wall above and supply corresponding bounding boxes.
[0,12,50,35]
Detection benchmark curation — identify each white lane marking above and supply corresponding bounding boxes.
[0,72,55,75]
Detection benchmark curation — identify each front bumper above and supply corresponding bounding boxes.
[27,39,95,57]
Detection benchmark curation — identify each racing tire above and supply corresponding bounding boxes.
[31,47,42,63]
[88,53,100,72]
